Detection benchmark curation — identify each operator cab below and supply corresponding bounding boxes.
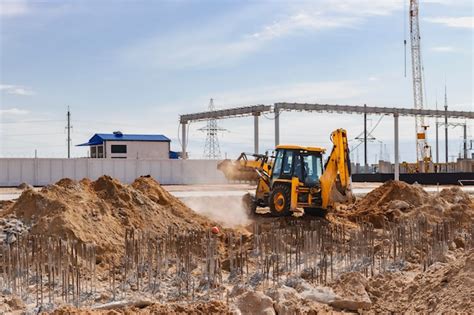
[271,145,325,187]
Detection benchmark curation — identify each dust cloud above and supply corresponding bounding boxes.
[181,195,251,227]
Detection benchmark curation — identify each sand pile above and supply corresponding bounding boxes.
[367,249,474,313]
[344,181,474,227]
[49,300,231,314]
[2,176,217,263]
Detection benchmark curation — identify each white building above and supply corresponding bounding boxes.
[77,131,174,159]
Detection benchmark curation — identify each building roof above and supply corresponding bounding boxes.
[77,133,171,146]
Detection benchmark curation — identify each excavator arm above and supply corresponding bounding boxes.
[319,129,353,209]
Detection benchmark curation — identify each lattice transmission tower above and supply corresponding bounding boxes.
[198,98,227,159]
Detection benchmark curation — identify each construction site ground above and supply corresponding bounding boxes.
[0,177,473,314]
[2,182,474,201]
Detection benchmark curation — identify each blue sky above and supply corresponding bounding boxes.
[0,0,472,162]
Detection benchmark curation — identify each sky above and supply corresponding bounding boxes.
[0,0,472,163]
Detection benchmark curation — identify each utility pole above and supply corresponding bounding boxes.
[364,104,367,172]
[66,107,72,158]
[444,86,448,163]
[435,98,439,164]
[463,123,468,159]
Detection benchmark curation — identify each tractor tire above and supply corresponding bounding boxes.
[242,193,257,217]
[269,184,291,217]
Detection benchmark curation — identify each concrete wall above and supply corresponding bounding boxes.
[103,141,170,159]
[0,158,227,186]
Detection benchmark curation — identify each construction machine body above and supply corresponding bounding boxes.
[219,128,353,216]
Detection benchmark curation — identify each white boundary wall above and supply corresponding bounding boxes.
[0,158,227,186]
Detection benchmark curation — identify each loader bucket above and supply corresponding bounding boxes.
[217,160,259,182]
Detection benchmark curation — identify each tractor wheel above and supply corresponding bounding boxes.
[242,193,257,217]
[269,185,291,217]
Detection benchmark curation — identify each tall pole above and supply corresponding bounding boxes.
[463,123,467,159]
[274,106,280,146]
[444,86,448,163]
[67,107,71,159]
[435,98,439,164]
[364,104,368,172]
[181,122,187,159]
[435,122,439,164]
[394,113,400,181]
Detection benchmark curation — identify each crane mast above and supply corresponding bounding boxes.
[410,0,430,163]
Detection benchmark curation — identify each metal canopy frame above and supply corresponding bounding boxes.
[274,103,474,119]
[180,105,271,123]
[180,102,473,181]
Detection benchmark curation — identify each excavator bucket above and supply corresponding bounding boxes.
[217,152,271,182]
[217,159,259,182]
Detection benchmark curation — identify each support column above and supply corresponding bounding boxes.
[253,113,260,154]
[364,104,368,172]
[181,122,187,159]
[394,113,399,181]
[274,106,280,146]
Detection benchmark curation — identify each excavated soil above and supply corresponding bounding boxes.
[343,180,474,228]
[48,300,231,315]
[1,178,473,314]
[367,249,474,313]
[1,176,218,264]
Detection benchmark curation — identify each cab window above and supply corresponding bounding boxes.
[272,150,284,179]
[281,151,294,176]
[302,154,323,186]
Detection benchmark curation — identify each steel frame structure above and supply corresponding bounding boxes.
[179,102,473,180]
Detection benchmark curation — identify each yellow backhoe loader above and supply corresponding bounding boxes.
[218,129,353,216]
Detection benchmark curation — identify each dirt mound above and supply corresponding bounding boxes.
[344,181,474,227]
[49,300,231,314]
[440,186,471,204]
[4,176,217,263]
[0,200,13,212]
[368,249,474,313]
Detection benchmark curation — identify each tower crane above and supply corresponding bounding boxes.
[409,0,431,164]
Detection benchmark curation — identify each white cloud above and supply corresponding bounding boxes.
[0,84,34,96]
[431,46,456,52]
[249,13,360,41]
[0,0,29,17]
[123,1,405,69]
[0,108,29,115]
[210,80,367,106]
[425,16,473,29]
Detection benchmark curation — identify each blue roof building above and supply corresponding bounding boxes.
[77,131,177,159]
